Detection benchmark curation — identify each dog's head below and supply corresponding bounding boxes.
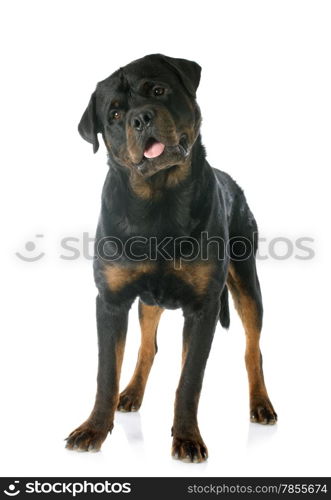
[78,54,201,179]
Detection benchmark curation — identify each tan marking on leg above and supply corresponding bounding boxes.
[134,303,164,384]
[103,262,155,292]
[181,339,189,368]
[227,265,271,408]
[118,302,164,411]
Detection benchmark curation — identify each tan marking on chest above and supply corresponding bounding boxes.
[128,159,191,200]
[104,262,156,292]
[168,261,215,296]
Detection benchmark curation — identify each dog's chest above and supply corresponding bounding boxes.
[108,178,198,236]
[103,258,217,309]
[141,263,214,308]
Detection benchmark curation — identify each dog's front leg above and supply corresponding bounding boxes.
[172,301,220,463]
[66,295,129,451]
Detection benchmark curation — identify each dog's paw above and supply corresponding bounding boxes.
[117,388,143,412]
[65,423,109,452]
[250,398,277,425]
[172,436,208,463]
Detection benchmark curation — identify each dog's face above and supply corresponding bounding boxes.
[78,54,201,179]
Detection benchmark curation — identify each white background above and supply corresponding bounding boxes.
[1,0,331,478]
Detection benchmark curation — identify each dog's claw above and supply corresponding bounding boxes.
[172,436,208,463]
[65,424,108,452]
[117,389,142,412]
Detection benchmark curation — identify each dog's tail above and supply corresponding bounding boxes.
[219,285,230,329]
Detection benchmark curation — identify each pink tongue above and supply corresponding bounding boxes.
[144,141,165,159]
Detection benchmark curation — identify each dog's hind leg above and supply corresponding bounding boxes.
[227,259,277,424]
[118,300,163,412]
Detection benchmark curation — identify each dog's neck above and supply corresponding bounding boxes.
[104,135,214,237]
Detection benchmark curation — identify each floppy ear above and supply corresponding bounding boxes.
[161,55,201,98]
[78,91,100,153]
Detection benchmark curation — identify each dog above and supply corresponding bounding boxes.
[65,54,277,462]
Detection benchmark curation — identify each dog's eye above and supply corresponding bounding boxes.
[110,110,121,120]
[153,87,165,96]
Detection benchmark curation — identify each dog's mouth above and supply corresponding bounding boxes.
[143,138,166,159]
[133,135,189,178]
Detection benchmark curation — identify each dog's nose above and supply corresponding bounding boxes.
[131,110,154,132]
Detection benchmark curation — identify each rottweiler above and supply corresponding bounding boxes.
[65,54,277,462]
